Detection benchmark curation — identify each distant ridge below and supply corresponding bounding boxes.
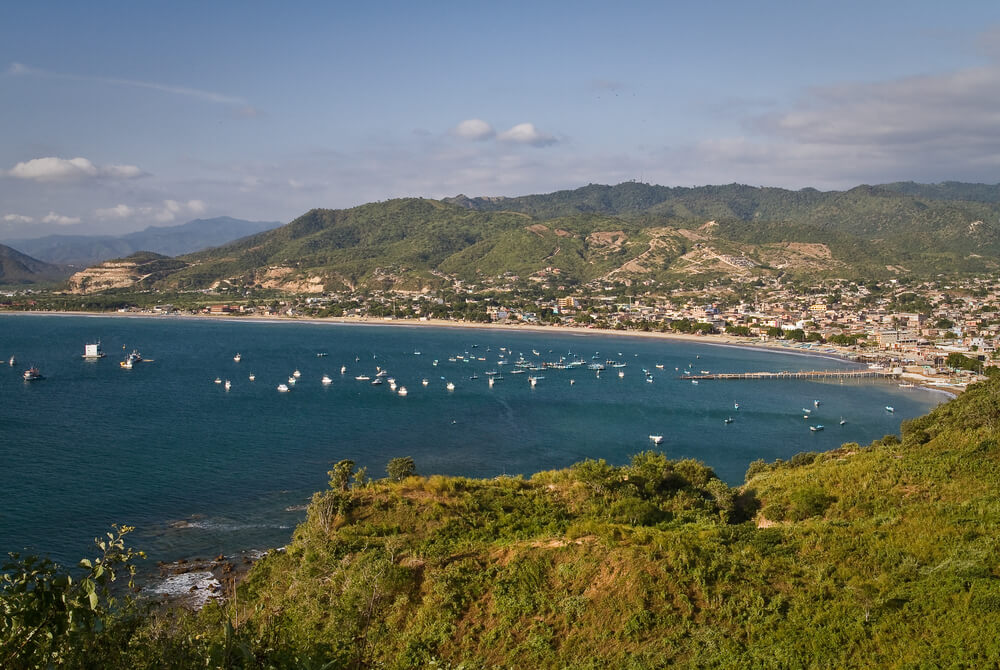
[0,244,70,285]
[3,216,282,266]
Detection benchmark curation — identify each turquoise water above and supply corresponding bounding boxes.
[0,314,942,566]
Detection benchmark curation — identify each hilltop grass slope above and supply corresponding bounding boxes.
[14,375,995,668]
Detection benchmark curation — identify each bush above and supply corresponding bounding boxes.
[387,456,416,482]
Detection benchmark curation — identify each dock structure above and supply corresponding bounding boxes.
[680,369,900,381]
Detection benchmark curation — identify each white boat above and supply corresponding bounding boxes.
[321,375,333,385]
[810,425,824,432]
[724,417,733,424]
[649,435,663,445]
[691,380,699,385]
[214,377,222,384]
[288,376,297,384]
[316,352,328,357]
[422,378,429,386]
[8,355,15,366]
[646,376,653,383]
[355,375,370,381]
[397,386,408,396]
[224,380,232,391]
[389,381,397,391]
[618,370,624,378]
[341,365,347,374]
[488,377,495,388]
[802,408,812,413]
[655,364,664,369]
[885,406,894,413]
[813,399,820,407]
[371,378,384,386]
[734,402,740,410]
[233,353,241,362]
[277,383,290,392]
[446,381,455,391]
[82,342,105,359]
[120,350,142,369]
[570,379,575,385]
[530,377,537,387]
[249,373,256,381]
[22,367,43,381]
[292,370,301,378]
[839,417,846,425]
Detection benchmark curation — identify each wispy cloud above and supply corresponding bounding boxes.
[41,211,81,225]
[7,156,144,182]
[95,199,205,223]
[452,119,495,141]
[6,62,247,106]
[3,213,34,223]
[497,122,557,147]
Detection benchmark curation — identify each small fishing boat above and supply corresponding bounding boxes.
[371,378,384,386]
[810,425,824,432]
[885,406,894,413]
[214,377,222,384]
[655,364,664,369]
[8,355,15,366]
[340,365,347,374]
[22,367,43,381]
[691,380,699,385]
[488,377,495,388]
[277,383,290,392]
[734,402,740,410]
[422,378,429,386]
[292,370,301,378]
[224,380,232,391]
[530,377,537,387]
[397,386,408,396]
[649,435,663,445]
[802,408,812,413]
[646,376,653,383]
[813,399,820,407]
[249,373,256,381]
[321,375,333,385]
[288,376,297,384]
[446,381,455,391]
[355,375,370,381]
[120,350,142,369]
[724,417,733,424]
[233,353,241,362]
[839,417,846,425]
[618,370,625,378]
[316,352,328,357]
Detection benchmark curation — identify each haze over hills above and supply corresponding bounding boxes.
[0,244,71,285]
[60,181,1000,294]
[2,216,282,266]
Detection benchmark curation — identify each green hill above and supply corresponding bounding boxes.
[7,376,1000,667]
[0,243,70,285]
[58,181,1000,293]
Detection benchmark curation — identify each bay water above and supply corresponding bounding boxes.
[0,314,942,566]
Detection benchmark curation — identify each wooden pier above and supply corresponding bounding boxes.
[679,369,900,381]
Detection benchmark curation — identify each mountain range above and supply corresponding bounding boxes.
[38,180,1000,293]
[3,216,281,266]
[0,244,69,285]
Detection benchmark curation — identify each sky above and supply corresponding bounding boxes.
[2,0,1000,238]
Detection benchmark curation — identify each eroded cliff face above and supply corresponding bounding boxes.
[68,261,144,293]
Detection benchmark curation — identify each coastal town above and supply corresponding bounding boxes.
[4,270,995,393]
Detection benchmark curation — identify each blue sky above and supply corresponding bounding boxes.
[2,1,1000,236]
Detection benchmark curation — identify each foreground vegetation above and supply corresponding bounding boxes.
[5,380,1000,667]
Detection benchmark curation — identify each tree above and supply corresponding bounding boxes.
[386,457,416,482]
[329,459,355,492]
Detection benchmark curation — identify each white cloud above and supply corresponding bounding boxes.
[95,204,134,219]
[452,119,495,141]
[3,213,33,223]
[7,156,144,182]
[498,122,557,147]
[41,211,81,225]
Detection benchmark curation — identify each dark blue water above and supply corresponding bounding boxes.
[0,314,942,565]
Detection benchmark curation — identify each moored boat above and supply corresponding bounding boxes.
[120,350,142,369]
[224,380,232,391]
[22,367,43,381]
[82,342,105,359]
[649,435,663,445]
[277,383,290,392]
[321,375,333,385]
[233,353,241,362]
[810,425,824,432]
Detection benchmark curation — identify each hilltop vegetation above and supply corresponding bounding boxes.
[52,181,1000,294]
[5,376,1000,667]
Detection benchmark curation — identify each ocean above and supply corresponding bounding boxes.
[0,313,942,566]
